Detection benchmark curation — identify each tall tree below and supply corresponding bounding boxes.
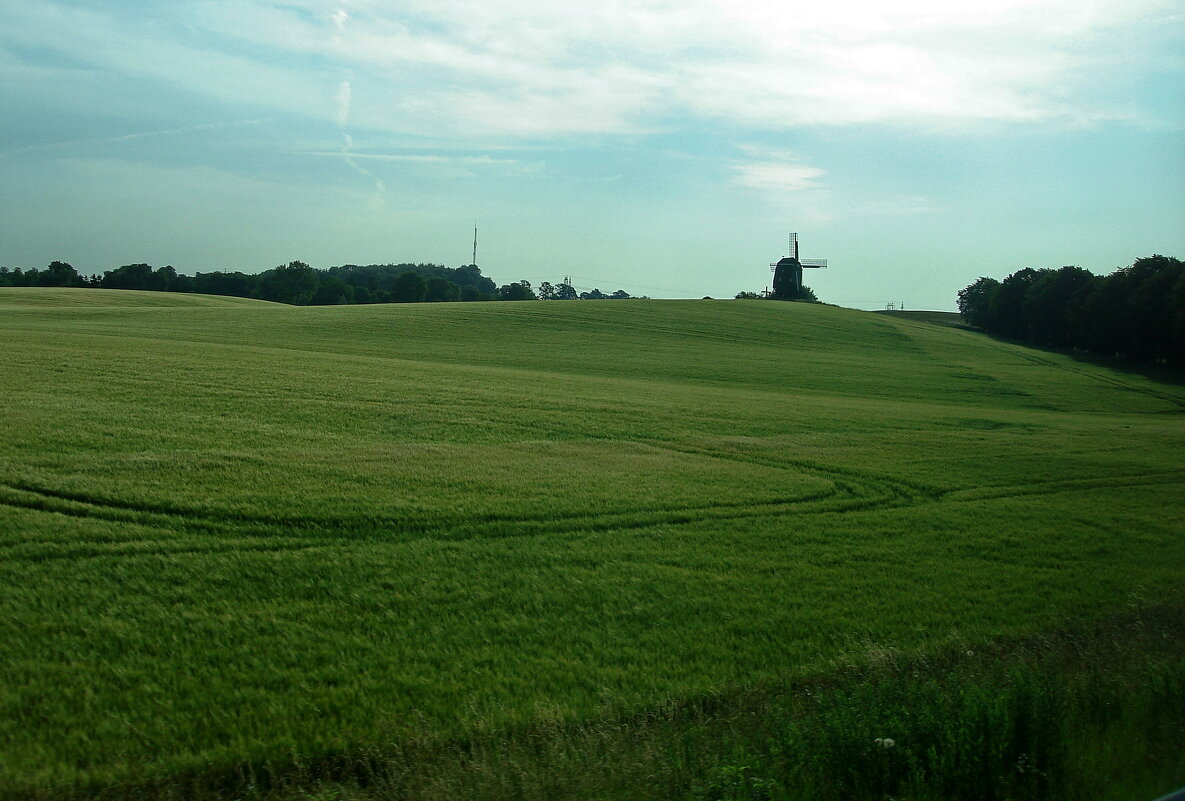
[259,261,319,305]
[40,261,82,287]
[391,271,428,303]
[424,276,460,302]
[498,280,537,301]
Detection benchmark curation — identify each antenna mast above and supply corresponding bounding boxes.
[472,224,478,267]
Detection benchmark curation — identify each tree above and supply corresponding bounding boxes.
[1118,255,1183,364]
[553,281,578,300]
[956,277,1001,329]
[735,291,762,299]
[955,255,1183,367]
[40,261,82,287]
[450,263,498,297]
[391,271,428,303]
[579,288,606,300]
[1171,266,1185,367]
[193,270,259,299]
[153,265,181,292]
[1023,266,1094,348]
[424,276,460,302]
[310,276,354,305]
[498,280,537,301]
[610,289,632,299]
[537,281,556,300]
[166,267,194,293]
[259,261,319,305]
[989,267,1040,339]
[101,263,156,290]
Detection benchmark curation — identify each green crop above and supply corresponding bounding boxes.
[1,288,1182,799]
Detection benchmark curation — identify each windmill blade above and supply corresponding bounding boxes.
[801,259,828,268]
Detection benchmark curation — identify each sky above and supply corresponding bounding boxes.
[1,1,1183,309]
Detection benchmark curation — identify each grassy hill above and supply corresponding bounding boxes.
[0,286,281,308]
[1,289,1183,800]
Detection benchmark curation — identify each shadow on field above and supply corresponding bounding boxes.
[879,310,1185,392]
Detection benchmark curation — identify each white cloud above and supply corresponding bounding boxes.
[2,0,1180,139]
[732,147,827,194]
[733,162,825,193]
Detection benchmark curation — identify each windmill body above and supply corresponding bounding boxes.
[770,233,827,299]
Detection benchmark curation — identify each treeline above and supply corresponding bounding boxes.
[957,255,1184,367]
[734,287,818,302]
[0,261,635,305]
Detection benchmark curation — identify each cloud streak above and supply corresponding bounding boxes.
[339,133,386,202]
[335,80,352,127]
[0,118,272,159]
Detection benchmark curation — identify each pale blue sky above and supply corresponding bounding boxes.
[2,0,1182,309]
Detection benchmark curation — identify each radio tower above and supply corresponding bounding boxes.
[471,224,478,267]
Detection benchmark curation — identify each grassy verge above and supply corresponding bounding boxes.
[19,599,1177,801]
[276,599,1183,801]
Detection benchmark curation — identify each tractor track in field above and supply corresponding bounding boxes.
[937,469,1185,503]
[0,478,856,562]
[0,436,936,562]
[3,460,1183,563]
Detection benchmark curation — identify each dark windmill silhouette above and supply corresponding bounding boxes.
[770,233,827,299]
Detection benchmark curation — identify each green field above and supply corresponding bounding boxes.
[1,287,1183,800]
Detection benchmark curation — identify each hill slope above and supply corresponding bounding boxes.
[1,289,1182,798]
[0,286,281,308]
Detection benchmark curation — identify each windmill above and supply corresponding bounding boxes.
[770,233,827,299]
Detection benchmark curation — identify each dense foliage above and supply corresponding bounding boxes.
[735,286,818,302]
[0,260,507,304]
[0,262,640,305]
[957,255,1185,367]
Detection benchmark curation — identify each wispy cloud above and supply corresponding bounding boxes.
[339,133,386,204]
[334,80,352,127]
[5,0,1177,141]
[732,146,826,195]
[303,148,544,178]
[0,118,272,159]
[733,162,826,194]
